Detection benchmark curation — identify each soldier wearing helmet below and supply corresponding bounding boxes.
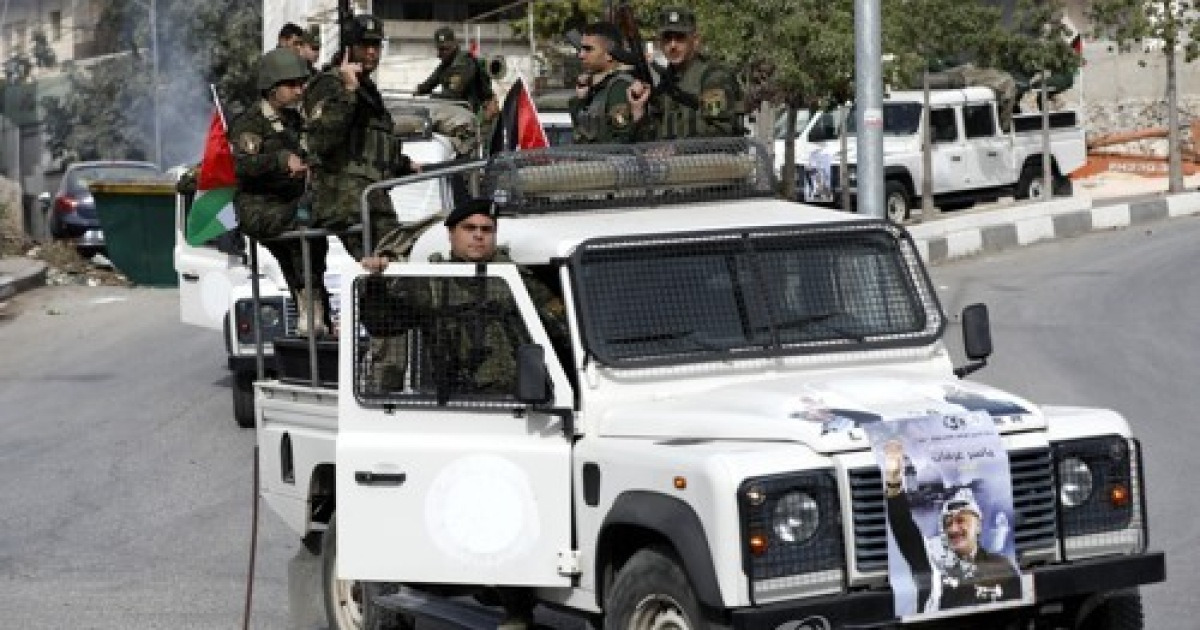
[303,13,419,263]
[229,48,328,334]
[882,439,1022,613]
[413,26,499,157]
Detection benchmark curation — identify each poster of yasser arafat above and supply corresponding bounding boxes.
[865,411,1033,622]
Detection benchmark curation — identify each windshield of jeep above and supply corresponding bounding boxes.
[573,224,943,366]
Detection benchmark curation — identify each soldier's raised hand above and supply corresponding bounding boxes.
[339,58,363,91]
[286,153,308,177]
[628,79,650,122]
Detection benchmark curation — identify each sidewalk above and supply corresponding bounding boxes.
[908,173,1200,264]
[0,254,48,303]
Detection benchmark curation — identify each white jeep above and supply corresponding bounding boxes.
[255,139,1162,630]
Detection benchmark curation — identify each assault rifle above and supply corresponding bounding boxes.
[612,2,698,109]
[337,0,353,61]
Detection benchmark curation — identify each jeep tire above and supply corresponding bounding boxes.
[1074,590,1143,630]
[322,516,413,630]
[604,546,709,630]
[885,180,911,223]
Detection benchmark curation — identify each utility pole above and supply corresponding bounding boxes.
[148,0,162,168]
[855,0,884,219]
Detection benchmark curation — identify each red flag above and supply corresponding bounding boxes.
[489,77,549,155]
[197,108,236,190]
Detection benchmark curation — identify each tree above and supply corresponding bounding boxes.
[1089,0,1200,193]
[41,0,260,168]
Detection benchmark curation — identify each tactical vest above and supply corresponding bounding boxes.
[572,71,634,144]
[658,58,742,140]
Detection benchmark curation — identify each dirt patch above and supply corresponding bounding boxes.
[30,242,132,287]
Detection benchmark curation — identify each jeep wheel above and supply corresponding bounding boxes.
[1016,167,1048,201]
[604,547,706,630]
[885,180,910,223]
[322,516,413,630]
[1074,590,1143,630]
[233,370,255,429]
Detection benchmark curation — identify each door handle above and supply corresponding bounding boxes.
[986,151,998,157]
[181,273,200,282]
[355,471,407,486]
[950,156,962,162]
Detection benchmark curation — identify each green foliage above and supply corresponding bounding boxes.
[40,0,260,167]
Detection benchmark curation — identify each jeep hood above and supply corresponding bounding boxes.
[598,371,1041,454]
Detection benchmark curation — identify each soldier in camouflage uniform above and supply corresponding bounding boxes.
[360,200,566,397]
[568,21,637,144]
[229,47,327,334]
[630,7,746,140]
[304,14,418,261]
[415,27,499,156]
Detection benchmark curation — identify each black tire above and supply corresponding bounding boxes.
[603,547,709,630]
[232,369,255,429]
[885,180,911,223]
[322,516,414,630]
[1074,590,1143,630]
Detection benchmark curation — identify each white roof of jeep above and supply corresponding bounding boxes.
[408,198,872,265]
[885,86,995,106]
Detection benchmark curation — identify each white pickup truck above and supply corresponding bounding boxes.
[797,87,1086,222]
[255,140,1162,630]
[173,105,456,427]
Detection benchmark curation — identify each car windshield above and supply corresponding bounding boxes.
[844,102,923,136]
[573,224,943,366]
[67,164,160,194]
[773,109,815,140]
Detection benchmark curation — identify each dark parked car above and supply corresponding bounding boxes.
[41,160,162,251]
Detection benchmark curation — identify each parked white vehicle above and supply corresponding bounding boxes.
[253,140,1162,630]
[173,106,456,427]
[798,87,1086,222]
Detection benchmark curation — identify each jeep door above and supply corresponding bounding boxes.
[928,107,970,193]
[336,263,576,586]
[962,102,1010,189]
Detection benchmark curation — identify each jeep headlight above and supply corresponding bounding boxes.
[1057,456,1094,508]
[771,491,820,543]
[739,471,843,603]
[1054,436,1144,560]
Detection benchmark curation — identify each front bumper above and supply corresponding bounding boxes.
[730,551,1165,629]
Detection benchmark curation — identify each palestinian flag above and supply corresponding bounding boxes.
[185,108,238,246]
[489,77,549,155]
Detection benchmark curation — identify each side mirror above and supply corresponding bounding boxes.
[954,303,992,378]
[516,344,552,405]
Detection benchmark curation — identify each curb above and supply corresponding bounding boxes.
[907,191,1200,265]
[0,260,48,303]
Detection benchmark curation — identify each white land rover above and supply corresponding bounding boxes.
[255,139,1163,630]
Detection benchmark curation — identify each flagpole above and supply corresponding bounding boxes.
[209,84,228,131]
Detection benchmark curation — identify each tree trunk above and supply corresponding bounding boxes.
[1166,28,1184,193]
[782,105,798,200]
[1042,71,1052,202]
[921,68,937,220]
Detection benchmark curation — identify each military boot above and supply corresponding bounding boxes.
[295,288,328,336]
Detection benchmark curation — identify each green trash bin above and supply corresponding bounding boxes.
[91,181,179,287]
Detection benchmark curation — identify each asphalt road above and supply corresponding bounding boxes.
[931,215,1200,630]
[0,286,300,629]
[2,212,1196,628]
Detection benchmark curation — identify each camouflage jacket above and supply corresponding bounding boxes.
[228,99,307,239]
[415,49,494,112]
[568,70,636,144]
[638,56,746,141]
[303,70,414,228]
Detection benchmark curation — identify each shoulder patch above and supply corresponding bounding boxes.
[238,132,263,155]
[700,88,728,118]
[447,73,466,94]
[309,101,324,121]
[609,103,632,129]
